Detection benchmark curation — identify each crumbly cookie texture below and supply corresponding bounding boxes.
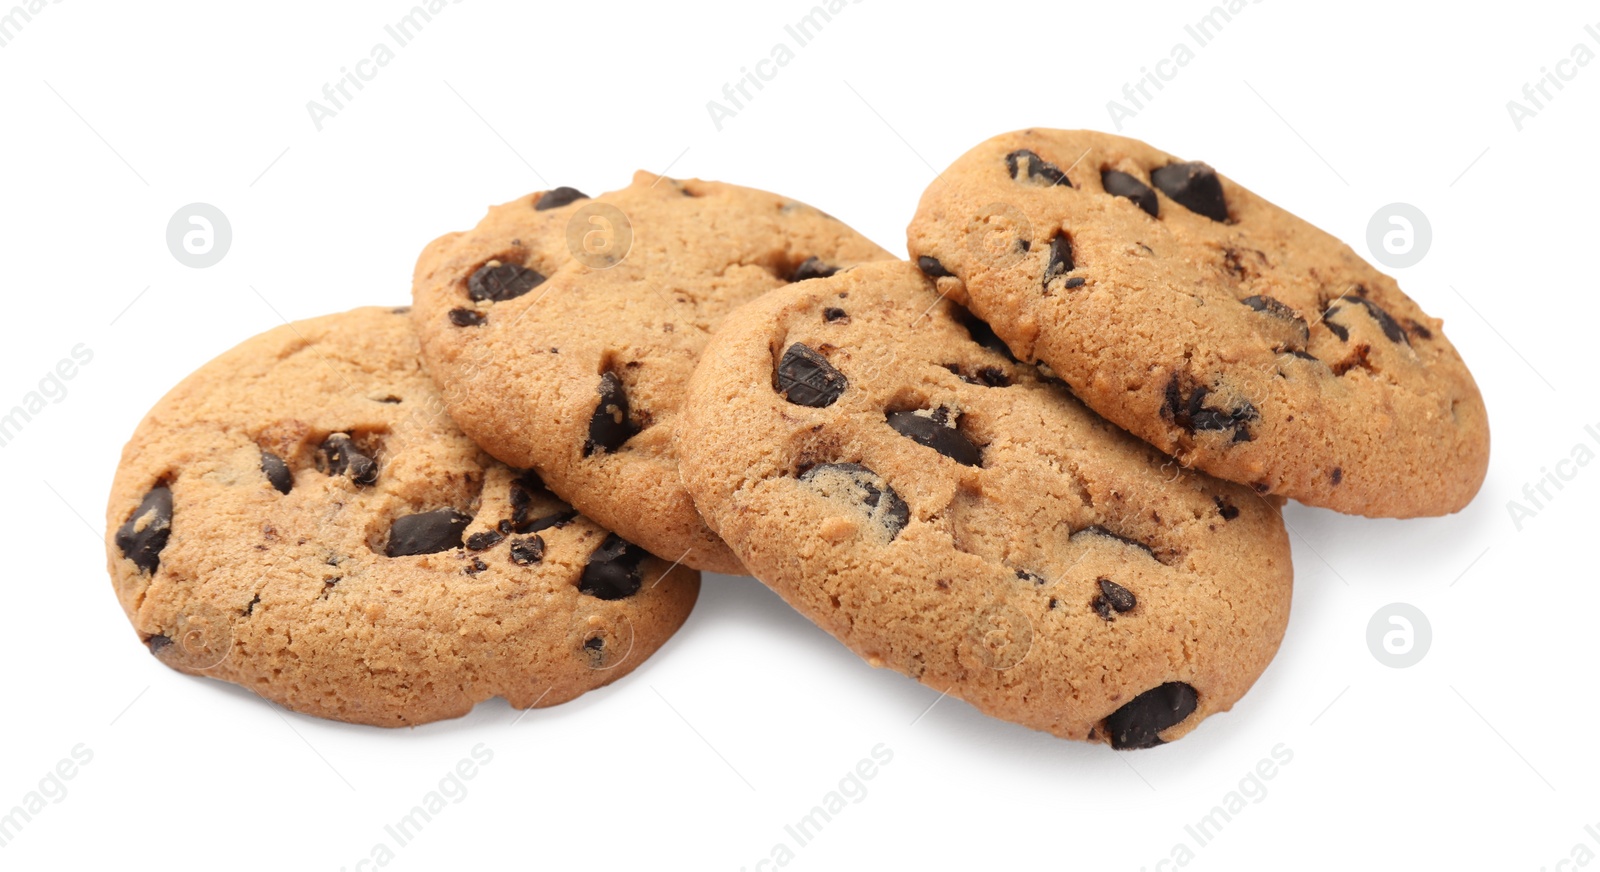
[411,173,892,574]
[907,129,1489,518]
[105,307,699,727]
[676,261,1292,748]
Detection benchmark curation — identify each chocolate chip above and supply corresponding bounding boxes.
[509,535,546,566]
[942,363,1011,388]
[1064,277,1086,289]
[116,485,173,574]
[1162,377,1258,443]
[823,307,849,323]
[1241,294,1310,350]
[1004,149,1072,188]
[260,449,292,494]
[951,306,1017,362]
[535,186,589,210]
[791,257,838,282]
[1074,525,1159,562]
[466,530,504,551]
[1092,578,1137,620]
[385,509,471,557]
[798,463,910,540]
[917,255,955,279]
[1214,497,1240,520]
[510,471,576,533]
[584,372,638,456]
[1101,170,1159,216]
[887,407,982,466]
[579,534,646,600]
[1044,232,1075,287]
[244,594,261,616]
[1151,162,1229,222]
[497,519,514,535]
[145,634,173,655]
[1104,682,1199,750]
[468,262,545,303]
[776,343,847,408]
[449,308,486,327]
[465,557,489,575]
[1015,569,1046,585]
[1331,467,1343,485]
[583,636,605,665]
[1324,297,1408,345]
[320,434,378,485]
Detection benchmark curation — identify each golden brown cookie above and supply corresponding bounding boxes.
[676,261,1293,748]
[907,129,1489,517]
[105,307,698,727]
[411,173,892,574]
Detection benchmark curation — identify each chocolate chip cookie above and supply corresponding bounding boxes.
[676,261,1293,748]
[411,173,892,574]
[907,129,1489,517]
[105,307,699,727]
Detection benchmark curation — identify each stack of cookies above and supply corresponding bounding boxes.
[106,130,1488,748]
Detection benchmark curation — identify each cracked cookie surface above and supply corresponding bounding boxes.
[411,173,891,573]
[907,129,1489,517]
[676,261,1292,747]
[105,307,699,727]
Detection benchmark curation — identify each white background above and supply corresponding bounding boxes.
[2,1,1596,869]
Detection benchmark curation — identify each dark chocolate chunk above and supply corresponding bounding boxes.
[776,343,847,407]
[951,305,1018,362]
[584,372,639,456]
[320,433,378,485]
[942,363,1012,388]
[1044,232,1075,287]
[1104,682,1199,750]
[1324,297,1408,345]
[916,255,955,279]
[115,485,173,574]
[509,535,546,566]
[536,186,589,210]
[1241,294,1311,349]
[468,262,545,302]
[790,257,838,282]
[579,534,646,600]
[449,308,486,327]
[1064,277,1086,289]
[510,471,576,533]
[823,307,849,323]
[1214,497,1240,520]
[1162,377,1258,443]
[583,636,605,665]
[1151,162,1229,222]
[886,407,982,466]
[465,557,488,575]
[145,634,173,655]
[466,530,504,551]
[1331,467,1343,485]
[1073,525,1159,561]
[385,509,471,557]
[1004,149,1073,188]
[798,463,910,539]
[1101,170,1159,216]
[1015,569,1046,585]
[1092,578,1137,620]
[260,450,292,495]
